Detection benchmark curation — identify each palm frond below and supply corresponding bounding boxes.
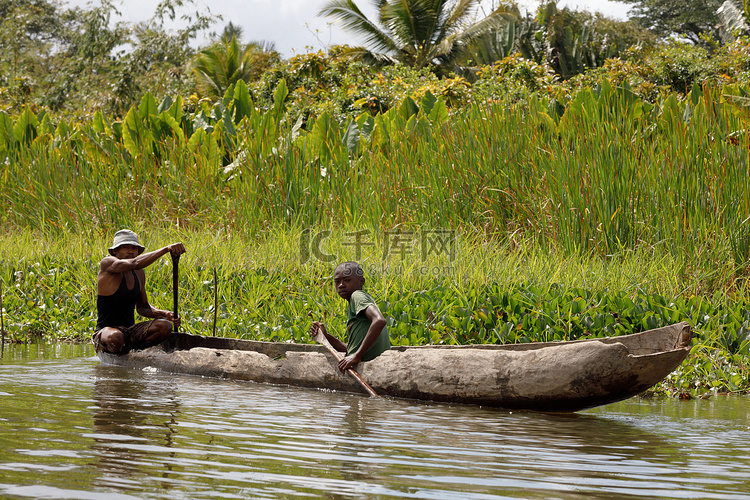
[319,0,399,53]
[443,0,480,30]
[456,9,516,44]
[392,0,433,43]
[247,40,277,53]
[319,0,515,70]
[336,45,400,67]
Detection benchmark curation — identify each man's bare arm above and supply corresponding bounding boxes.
[101,243,186,274]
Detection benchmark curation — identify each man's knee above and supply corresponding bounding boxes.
[99,328,125,354]
[150,319,173,338]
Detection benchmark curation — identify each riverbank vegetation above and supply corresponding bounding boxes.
[1,0,750,397]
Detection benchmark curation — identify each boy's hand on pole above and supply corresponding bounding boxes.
[310,321,327,337]
[338,353,361,373]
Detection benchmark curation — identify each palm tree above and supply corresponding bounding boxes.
[318,0,515,71]
[191,36,278,98]
[220,22,245,44]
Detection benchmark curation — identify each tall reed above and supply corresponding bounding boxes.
[2,82,748,264]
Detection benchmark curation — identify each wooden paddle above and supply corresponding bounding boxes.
[172,252,180,333]
[212,267,218,336]
[0,279,4,358]
[312,326,378,397]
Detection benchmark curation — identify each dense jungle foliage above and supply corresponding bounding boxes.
[2,0,750,397]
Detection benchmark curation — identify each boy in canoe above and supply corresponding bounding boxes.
[93,229,186,354]
[310,262,391,372]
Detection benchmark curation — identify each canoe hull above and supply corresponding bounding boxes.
[97,322,692,412]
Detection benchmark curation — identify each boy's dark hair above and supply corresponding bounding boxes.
[336,261,364,277]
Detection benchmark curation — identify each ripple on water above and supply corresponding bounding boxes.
[1,349,750,499]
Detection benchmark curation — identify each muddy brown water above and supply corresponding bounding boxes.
[1,344,749,499]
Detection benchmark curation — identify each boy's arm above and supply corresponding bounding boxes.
[310,322,347,352]
[338,304,386,372]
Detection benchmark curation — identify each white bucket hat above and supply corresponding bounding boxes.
[108,229,145,256]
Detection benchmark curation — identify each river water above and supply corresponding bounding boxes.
[1,344,749,500]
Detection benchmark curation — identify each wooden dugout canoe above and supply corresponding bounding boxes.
[96,322,692,412]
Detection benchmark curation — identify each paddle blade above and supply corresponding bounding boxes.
[312,326,378,397]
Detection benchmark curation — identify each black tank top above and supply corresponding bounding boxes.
[96,271,140,329]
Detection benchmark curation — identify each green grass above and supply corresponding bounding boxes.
[2,83,749,264]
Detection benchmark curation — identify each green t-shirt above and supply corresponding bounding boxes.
[346,290,391,362]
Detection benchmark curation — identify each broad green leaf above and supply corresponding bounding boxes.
[356,113,375,140]
[92,112,107,135]
[421,91,437,116]
[160,110,183,138]
[597,78,612,102]
[111,121,123,142]
[122,107,150,157]
[0,111,13,151]
[683,102,693,124]
[188,127,207,151]
[193,110,213,133]
[158,95,173,114]
[405,113,417,134]
[428,98,449,123]
[222,83,235,108]
[342,119,360,154]
[233,80,254,124]
[212,101,226,123]
[291,114,305,141]
[38,114,55,136]
[690,82,702,106]
[222,107,236,138]
[13,107,38,145]
[309,111,344,163]
[398,97,419,121]
[149,114,182,144]
[414,116,431,138]
[54,118,70,139]
[188,127,221,166]
[137,92,158,120]
[272,79,288,122]
[629,100,644,120]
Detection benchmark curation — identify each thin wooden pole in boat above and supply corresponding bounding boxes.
[312,328,378,397]
[172,252,180,333]
[0,279,4,358]
[212,267,218,337]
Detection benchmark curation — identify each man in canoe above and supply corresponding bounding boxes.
[310,261,391,372]
[92,229,186,354]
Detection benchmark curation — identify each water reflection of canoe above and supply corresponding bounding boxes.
[97,322,692,412]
